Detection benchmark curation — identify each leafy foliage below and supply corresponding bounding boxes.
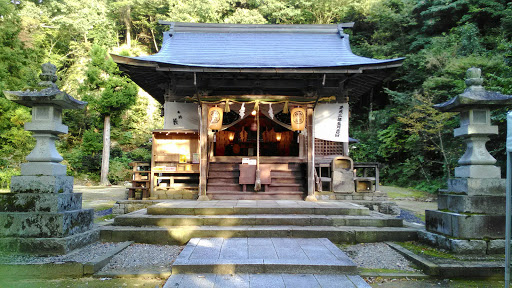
[1,0,512,188]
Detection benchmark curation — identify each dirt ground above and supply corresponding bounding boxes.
[75,185,127,211]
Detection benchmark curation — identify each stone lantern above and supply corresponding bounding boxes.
[0,63,97,255]
[422,67,512,254]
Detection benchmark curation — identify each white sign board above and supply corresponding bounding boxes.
[164,102,199,130]
[314,103,349,142]
[242,158,256,165]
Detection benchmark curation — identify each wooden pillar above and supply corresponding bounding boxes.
[305,107,317,201]
[342,142,349,156]
[198,104,209,201]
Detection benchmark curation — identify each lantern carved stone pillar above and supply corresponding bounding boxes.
[0,63,98,255]
[423,68,512,254]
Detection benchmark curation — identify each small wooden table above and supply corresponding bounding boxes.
[239,164,272,192]
[353,162,380,191]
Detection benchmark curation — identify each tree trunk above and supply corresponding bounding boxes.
[100,115,111,186]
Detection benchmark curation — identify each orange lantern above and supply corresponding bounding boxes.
[208,106,223,130]
[290,107,306,131]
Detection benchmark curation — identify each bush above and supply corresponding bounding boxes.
[0,168,19,189]
[108,160,131,184]
[128,147,151,162]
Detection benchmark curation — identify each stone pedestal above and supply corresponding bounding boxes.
[424,67,512,254]
[1,63,96,255]
[0,177,97,255]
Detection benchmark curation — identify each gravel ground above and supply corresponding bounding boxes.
[0,242,119,264]
[95,207,113,217]
[397,209,425,224]
[99,244,183,274]
[342,242,420,272]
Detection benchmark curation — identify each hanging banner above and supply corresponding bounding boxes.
[164,102,199,130]
[314,103,349,142]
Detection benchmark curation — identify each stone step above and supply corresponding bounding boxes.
[146,201,370,216]
[170,237,358,275]
[164,273,371,288]
[100,225,417,245]
[114,210,403,227]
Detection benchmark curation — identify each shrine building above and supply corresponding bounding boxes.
[112,22,403,201]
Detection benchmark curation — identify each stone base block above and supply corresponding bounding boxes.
[0,228,99,255]
[487,240,509,254]
[418,230,487,254]
[0,193,82,213]
[0,209,94,238]
[445,178,505,196]
[153,190,199,200]
[314,192,336,200]
[425,210,505,239]
[10,175,74,194]
[334,191,387,201]
[332,171,355,193]
[454,165,500,179]
[350,200,400,215]
[21,162,66,176]
[437,194,505,214]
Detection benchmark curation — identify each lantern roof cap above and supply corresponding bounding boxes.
[434,67,512,112]
[3,63,87,109]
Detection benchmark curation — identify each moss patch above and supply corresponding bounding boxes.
[0,277,165,288]
[360,268,419,274]
[386,189,429,200]
[94,214,114,223]
[398,241,458,260]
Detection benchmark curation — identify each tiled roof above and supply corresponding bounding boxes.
[132,31,402,68]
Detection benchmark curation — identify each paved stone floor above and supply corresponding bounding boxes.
[165,237,370,287]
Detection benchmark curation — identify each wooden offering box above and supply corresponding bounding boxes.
[150,130,200,197]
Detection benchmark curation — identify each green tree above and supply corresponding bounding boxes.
[81,44,138,185]
[0,1,38,171]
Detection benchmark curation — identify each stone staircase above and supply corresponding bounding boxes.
[206,163,305,200]
[100,200,417,244]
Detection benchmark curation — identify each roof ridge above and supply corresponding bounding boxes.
[157,21,354,34]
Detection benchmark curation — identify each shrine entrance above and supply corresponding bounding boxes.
[214,111,299,157]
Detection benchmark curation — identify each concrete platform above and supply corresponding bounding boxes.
[102,200,417,244]
[172,237,357,274]
[147,200,370,216]
[101,225,417,245]
[114,209,403,227]
[163,273,371,288]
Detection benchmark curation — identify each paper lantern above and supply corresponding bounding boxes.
[290,107,306,131]
[208,106,223,130]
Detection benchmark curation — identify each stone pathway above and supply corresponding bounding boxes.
[164,273,370,288]
[164,237,370,288]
